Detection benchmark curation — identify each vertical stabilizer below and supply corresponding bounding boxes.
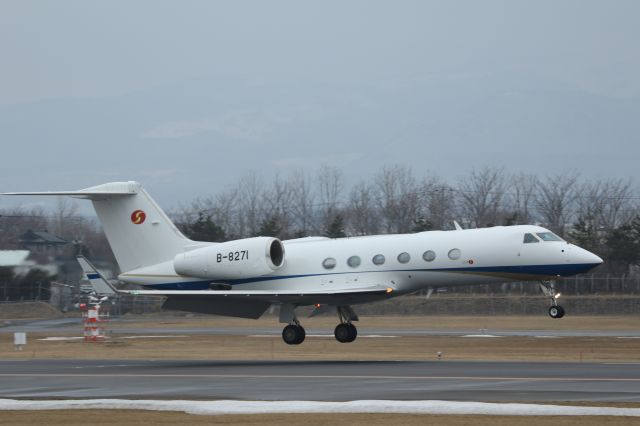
[89,182,190,272]
[3,181,192,272]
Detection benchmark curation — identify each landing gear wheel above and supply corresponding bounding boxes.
[282,324,306,345]
[334,323,357,343]
[548,305,565,319]
[346,323,357,342]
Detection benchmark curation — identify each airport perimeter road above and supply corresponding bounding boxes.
[0,359,639,402]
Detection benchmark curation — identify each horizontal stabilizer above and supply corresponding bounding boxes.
[2,181,138,200]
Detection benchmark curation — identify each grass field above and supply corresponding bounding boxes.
[1,315,639,362]
[2,315,639,425]
[107,313,640,331]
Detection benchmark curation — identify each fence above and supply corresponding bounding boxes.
[357,295,640,316]
[423,275,640,296]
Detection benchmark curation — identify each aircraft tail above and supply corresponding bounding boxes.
[3,181,191,272]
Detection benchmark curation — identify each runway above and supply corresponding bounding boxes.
[1,359,639,402]
[3,318,640,337]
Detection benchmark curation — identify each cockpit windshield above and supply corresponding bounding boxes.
[523,233,540,243]
[536,232,563,242]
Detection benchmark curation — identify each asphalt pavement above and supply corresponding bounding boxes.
[1,359,639,402]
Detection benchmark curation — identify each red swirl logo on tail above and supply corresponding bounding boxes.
[131,210,146,225]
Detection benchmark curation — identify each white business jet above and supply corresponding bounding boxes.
[3,181,602,345]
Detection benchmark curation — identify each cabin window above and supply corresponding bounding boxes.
[322,257,337,269]
[422,250,436,262]
[372,254,386,265]
[448,248,461,260]
[397,252,411,264]
[347,255,361,268]
[523,233,539,243]
[536,232,563,242]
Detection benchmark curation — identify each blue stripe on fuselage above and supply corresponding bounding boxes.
[145,262,600,290]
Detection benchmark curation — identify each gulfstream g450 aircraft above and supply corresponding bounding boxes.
[3,181,602,345]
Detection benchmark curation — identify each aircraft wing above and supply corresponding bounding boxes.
[77,256,118,295]
[77,256,393,318]
[119,286,392,297]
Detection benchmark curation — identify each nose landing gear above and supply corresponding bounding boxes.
[548,305,565,319]
[540,281,565,319]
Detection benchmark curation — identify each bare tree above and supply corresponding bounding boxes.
[289,169,315,236]
[210,190,239,238]
[174,190,237,240]
[347,180,378,235]
[374,164,422,233]
[261,172,294,238]
[424,178,457,230]
[535,172,579,236]
[53,196,78,237]
[236,171,264,238]
[593,178,636,231]
[316,165,344,234]
[457,167,506,227]
[508,173,539,224]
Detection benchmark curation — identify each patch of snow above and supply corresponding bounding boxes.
[0,399,638,416]
[460,334,502,338]
[37,337,84,341]
[37,335,188,341]
[120,335,189,339]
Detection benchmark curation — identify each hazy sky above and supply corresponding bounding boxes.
[1,0,639,209]
[2,1,639,103]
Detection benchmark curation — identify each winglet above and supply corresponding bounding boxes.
[77,255,118,295]
[453,221,463,230]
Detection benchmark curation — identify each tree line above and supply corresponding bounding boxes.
[171,165,640,276]
[1,165,640,278]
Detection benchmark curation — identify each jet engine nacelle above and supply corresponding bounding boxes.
[173,237,285,280]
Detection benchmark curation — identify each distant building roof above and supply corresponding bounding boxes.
[19,230,67,246]
[0,250,31,267]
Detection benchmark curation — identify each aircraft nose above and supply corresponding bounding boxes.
[590,252,604,265]
[577,247,603,268]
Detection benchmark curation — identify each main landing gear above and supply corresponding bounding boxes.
[280,303,306,345]
[279,304,359,345]
[334,306,358,343]
[282,323,306,345]
[539,281,565,319]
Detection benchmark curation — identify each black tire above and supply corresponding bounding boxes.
[334,323,352,343]
[294,325,306,344]
[282,324,305,345]
[346,323,358,342]
[548,305,564,319]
